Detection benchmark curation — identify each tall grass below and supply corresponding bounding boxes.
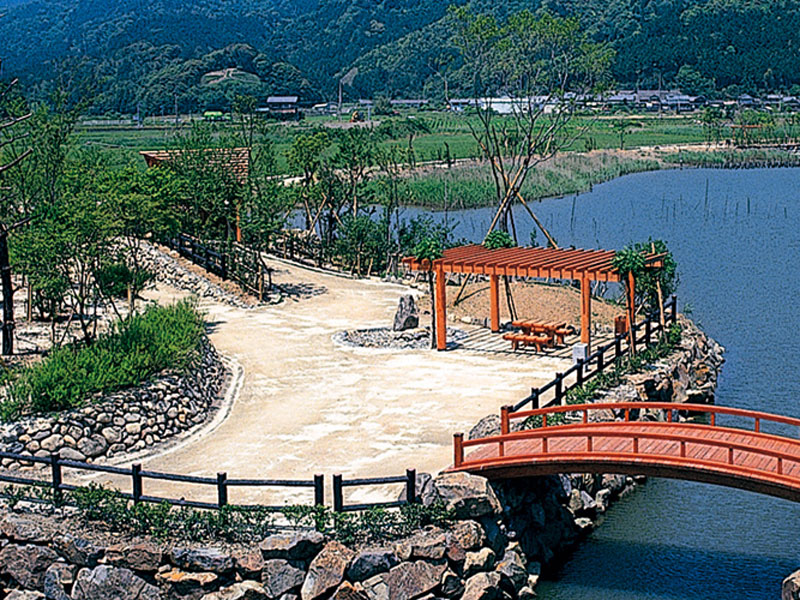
[404,153,662,208]
[1,300,205,421]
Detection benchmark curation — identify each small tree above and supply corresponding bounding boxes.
[412,237,443,349]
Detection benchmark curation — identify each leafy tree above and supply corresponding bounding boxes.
[483,230,515,250]
[288,131,331,230]
[450,6,613,242]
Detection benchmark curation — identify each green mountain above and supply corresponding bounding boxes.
[0,0,798,114]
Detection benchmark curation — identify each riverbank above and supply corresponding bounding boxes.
[400,143,800,210]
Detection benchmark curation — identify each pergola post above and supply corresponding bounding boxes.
[580,276,592,350]
[489,274,500,333]
[435,263,447,351]
[627,271,636,353]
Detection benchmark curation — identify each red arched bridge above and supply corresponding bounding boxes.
[450,402,800,502]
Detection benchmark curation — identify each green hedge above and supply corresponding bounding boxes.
[1,300,205,421]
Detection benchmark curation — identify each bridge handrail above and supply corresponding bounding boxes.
[455,424,800,475]
[501,402,800,434]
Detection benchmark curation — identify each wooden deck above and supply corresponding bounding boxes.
[451,402,800,503]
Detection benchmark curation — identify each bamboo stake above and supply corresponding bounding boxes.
[653,242,666,334]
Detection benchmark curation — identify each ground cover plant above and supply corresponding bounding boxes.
[0,300,205,421]
[2,482,455,547]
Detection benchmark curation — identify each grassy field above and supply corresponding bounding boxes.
[76,112,708,174]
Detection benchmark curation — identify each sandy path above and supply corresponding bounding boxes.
[85,259,569,506]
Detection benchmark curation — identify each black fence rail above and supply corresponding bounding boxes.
[0,451,422,513]
[0,451,323,511]
[332,469,418,512]
[513,295,679,412]
[164,233,273,300]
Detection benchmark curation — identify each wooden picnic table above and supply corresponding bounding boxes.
[511,320,569,346]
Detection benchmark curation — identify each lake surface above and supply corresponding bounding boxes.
[403,168,800,599]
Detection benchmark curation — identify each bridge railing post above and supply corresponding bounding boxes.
[453,433,464,468]
[500,406,511,435]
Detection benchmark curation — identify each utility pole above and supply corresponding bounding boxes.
[338,80,343,121]
[174,94,179,126]
[136,102,142,128]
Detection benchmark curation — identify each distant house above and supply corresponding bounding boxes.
[258,96,301,120]
[312,102,338,114]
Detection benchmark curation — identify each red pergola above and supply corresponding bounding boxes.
[402,245,663,351]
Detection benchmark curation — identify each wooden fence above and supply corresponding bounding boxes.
[0,451,420,513]
[164,233,273,301]
[513,295,679,412]
[332,470,417,512]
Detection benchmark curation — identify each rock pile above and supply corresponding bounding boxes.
[0,337,228,467]
[597,316,725,407]
[0,471,591,600]
[137,242,281,308]
[334,327,467,350]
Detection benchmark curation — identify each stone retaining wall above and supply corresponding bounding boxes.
[0,470,588,600]
[0,337,228,468]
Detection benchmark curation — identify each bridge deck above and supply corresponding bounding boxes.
[454,419,800,501]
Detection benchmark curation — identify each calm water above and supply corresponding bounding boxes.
[404,168,800,599]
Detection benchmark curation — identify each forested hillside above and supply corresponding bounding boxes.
[0,0,798,114]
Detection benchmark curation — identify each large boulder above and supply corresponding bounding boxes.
[5,592,45,600]
[0,514,50,543]
[347,548,399,582]
[393,527,447,561]
[445,521,486,564]
[170,547,234,574]
[467,415,501,440]
[361,560,446,600]
[0,543,59,590]
[461,572,501,600]
[106,542,162,572]
[392,295,419,331]
[495,550,527,593]
[53,534,104,567]
[156,568,218,600]
[234,549,265,577]
[462,548,495,579]
[330,581,369,600]
[261,559,306,598]
[73,565,160,600]
[43,562,76,600]
[301,541,355,600]
[259,531,325,561]
[423,473,501,519]
[201,581,268,600]
[783,570,800,600]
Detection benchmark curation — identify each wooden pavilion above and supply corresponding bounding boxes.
[402,245,663,351]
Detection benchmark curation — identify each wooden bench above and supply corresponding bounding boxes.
[502,332,552,353]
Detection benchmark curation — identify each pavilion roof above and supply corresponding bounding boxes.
[402,245,663,283]
[139,148,249,184]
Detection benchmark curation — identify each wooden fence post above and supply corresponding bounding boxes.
[314,474,324,506]
[576,359,585,387]
[216,473,228,508]
[597,348,605,373]
[333,474,343,512]
[555,373,563,404]
[50,454,62,506]
[671,295,678,325]
[405,469,417,503]
[132,463,142,504]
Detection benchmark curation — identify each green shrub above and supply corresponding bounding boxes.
[1,300,204,420]
[95,263,154,298]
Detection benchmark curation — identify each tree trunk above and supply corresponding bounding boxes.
[0,232,14,355]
